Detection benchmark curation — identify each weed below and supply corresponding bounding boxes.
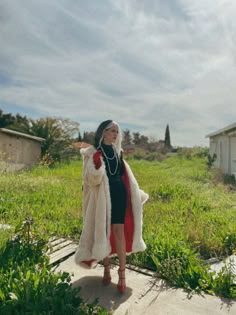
[213,259,236,298]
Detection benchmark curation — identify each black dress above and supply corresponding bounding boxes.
[101,144,127,224]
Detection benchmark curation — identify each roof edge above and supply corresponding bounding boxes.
[206,122,236,138]
[0,128,45,142]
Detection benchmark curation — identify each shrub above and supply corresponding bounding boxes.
[125,148,166,161]
[177,147,209,160]
[0,219,108,315]
[207,153,217,168]
[40,152,56,168]
[223,174,236,186]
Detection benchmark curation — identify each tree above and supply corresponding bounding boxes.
[8,113,31,133]
[0,110,15,128]
[29,117,80,160]
[0,109,30,133]
[133,132,141,145]
[77,132,82,142]
[139,135,149,147]
[122,129,132,146]
[164,124,171,147]
[82,131,95,144]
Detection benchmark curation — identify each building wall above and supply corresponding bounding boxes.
[229,136,236,175]
[209,135,229,173]
[209,135,236,175]
[0,132,42,172]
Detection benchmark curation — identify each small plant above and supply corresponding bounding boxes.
[40,151,56,167]
[207,153,217,168]
[213,259,236,298]
[224,232,236,255]
[0,216,48,269]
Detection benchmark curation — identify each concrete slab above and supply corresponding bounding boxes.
[55,256,236,315]
[210,255,236,279]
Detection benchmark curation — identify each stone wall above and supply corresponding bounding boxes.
[0,132,42,172]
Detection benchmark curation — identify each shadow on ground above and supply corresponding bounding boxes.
[56,257,236,315]
[73,276,133,312]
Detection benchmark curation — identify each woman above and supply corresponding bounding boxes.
[74,120,148,293]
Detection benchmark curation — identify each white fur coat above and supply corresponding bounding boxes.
[74,146,149,268]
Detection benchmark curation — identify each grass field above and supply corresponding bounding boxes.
[1,154,236,297]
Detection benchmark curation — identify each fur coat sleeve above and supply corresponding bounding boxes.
[74,146,149,269]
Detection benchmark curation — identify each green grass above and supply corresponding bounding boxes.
[0,162,83,239]
[1,156,236,259]
[130,157,236,259]
[1,155,236,298]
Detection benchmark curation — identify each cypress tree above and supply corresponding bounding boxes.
[78,132,82,142]
[164,124,171,147]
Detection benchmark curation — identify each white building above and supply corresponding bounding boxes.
[206,123,236,176]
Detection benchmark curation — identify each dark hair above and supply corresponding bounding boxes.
[94,120,113,149]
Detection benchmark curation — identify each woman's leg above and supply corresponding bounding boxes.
[113,224,126,290]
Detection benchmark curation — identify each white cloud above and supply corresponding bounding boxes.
[0,0,236,146]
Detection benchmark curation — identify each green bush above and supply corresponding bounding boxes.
[125,148,166,161]
[207,153,217,168]
[177,147,209,160]
[0,219,108,315]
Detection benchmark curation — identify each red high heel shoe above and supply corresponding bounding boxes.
[117,268,126,293]
[102,263,111,286]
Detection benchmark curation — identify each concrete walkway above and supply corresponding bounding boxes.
[56,255,236,315]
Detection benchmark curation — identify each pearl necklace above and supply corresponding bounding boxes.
[100,145,119,175]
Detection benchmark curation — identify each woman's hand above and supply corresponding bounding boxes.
[93,150,102,169]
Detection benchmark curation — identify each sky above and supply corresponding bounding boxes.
[0,0,236,147]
